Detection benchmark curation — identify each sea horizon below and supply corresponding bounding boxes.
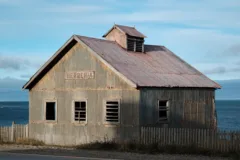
[0,100,239,130]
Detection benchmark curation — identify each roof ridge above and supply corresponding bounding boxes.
[115,24,135,28]
[76,35,116,44]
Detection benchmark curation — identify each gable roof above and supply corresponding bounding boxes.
[103,24,146,38]
[23,35,221,89]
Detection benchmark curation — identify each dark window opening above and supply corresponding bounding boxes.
[46,102,56,120]
[106,101,119,123]
[158,100,168,122]
[159,100,167,106]
[127,36,144,52]
[74,101,86,122]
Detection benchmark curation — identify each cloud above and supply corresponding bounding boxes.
[203,66,240,75]
[227,44,240,56]
[0,54,44,71]
[0,0,239,29]
[20,74,31,79]
[0,77,26,89]
[42,5,105,13]
[204,66,227,74]
[0,77,28,101]
[0,55,30,70]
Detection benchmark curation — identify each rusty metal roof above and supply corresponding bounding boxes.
[23,35,221,89]
[103,24,146,38]
[77,35,220,89]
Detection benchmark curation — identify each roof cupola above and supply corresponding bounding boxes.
[103,24,146,52]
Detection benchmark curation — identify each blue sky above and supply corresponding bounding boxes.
[0,0,240,83]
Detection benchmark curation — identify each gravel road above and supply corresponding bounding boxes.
[0,145,231,160]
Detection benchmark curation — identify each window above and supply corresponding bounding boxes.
[74,101,87,122]
[158,100,169,122]
[127,36,144,52]
[45,102,56,121]
[105,101,120,123]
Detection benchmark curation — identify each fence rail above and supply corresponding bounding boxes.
[0,122,28,142]
[140,127,240,152]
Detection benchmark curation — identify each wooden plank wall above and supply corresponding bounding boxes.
[140,88,216,129]
[141,127,240,152]
[0,124,28,142]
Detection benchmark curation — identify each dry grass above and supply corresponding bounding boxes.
[76,141,240,159]
[15,138,45,146]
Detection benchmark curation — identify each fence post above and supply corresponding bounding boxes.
[26,124,29,138]
[11,121,15,142]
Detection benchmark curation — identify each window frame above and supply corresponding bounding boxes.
[103,99,121,125]
[44,99,57,122]
[72,99,88,125]
[157,100,169,123]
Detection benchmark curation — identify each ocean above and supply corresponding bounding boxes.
[0,100,239,130]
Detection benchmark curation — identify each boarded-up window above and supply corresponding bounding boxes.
[158,100,168,122]
[105,101,120,123]
[46,102,56,120]
[74,101,86,122]
[127,36,144,52]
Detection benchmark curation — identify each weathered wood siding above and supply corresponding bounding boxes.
[105,28,127,49]
[140,88,216,128]
[29,42,140,145]
[140,127,240,152]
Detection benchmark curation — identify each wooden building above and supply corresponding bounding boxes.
[23,24,221,145]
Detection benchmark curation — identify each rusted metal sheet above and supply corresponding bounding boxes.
[103,24,146,38]
[78,36,221,89]
[23,34,220,89]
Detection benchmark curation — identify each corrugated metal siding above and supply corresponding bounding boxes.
[78,36,220,88]
[29,43,140,145]
[139,88,216,129]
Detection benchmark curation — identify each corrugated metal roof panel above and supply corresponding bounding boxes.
[115,24,146,38]
[77,35,221,88]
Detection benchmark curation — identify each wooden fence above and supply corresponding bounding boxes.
[141,127,240,152]
[0,122,28,142]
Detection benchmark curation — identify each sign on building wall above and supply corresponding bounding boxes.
[65,71,95,80]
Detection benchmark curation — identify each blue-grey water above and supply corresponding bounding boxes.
[0,100,239,130]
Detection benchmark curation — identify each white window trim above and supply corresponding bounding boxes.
[157,100,169,123]
[103,99,121,125]
[44,99,57,123]
[72,99,87,125]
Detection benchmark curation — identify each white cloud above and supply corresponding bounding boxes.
[42,5,106,13]
[0,0,239,28]
[0,54,45,71]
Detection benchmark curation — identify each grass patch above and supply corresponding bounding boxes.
[76,141,240,159]
[0,138,44,146]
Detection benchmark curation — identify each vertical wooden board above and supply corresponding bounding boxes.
[159,127,161,145]
[163,127,166,145]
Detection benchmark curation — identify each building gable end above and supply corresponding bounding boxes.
[23,35,137,90]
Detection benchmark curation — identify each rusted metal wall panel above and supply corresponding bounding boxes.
[139,88,216,129]
[29,43,140,145]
